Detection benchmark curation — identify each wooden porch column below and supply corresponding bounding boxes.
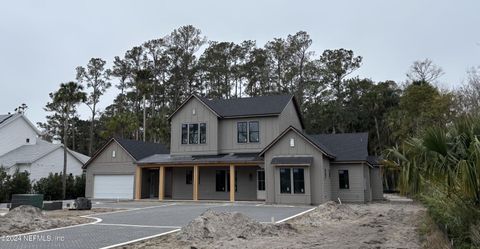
[158,166,165,201]
[230,164,235,202]
[135,167,142,200]
[193,165,199,201]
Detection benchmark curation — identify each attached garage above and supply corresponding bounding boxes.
[93,175,134,199]
[83,138,169,200]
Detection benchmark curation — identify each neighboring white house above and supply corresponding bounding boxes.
[0,113,89,182]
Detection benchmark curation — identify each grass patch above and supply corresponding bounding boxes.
[419,211,451,249]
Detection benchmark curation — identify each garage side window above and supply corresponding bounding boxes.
[339,170,349,189]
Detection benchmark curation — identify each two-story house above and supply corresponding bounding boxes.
[0,113,89,182]
[84,94,383,204]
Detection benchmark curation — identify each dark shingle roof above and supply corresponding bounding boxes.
[308,133,369,161]
[197,95,294,118]
[116,138,170,160]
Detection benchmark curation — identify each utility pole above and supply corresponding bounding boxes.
[143,95,146,142]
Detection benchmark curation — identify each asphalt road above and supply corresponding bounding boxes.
[0,202,311,249]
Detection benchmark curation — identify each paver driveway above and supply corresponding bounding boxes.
[0,202,312,249]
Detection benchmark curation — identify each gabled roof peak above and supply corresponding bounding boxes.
[169,94,304,128]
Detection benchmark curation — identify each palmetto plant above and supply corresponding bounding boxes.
[386,115,480,203]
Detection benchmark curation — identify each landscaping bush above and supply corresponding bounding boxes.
[421,188,480,249]
[0,167,10,202]
[33,173,63,200]
[7,169,32,200]
[0,167,32,202]
[33,173,86,200]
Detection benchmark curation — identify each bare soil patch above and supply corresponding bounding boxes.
[0,205,120,236]
[120,201,426,249]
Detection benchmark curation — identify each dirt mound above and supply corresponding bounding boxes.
[176,209,295,242]
[5,205,44,220]
[0,205,90,236]
[290,201,359,227]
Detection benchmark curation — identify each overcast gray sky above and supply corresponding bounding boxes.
[1,0,479,125]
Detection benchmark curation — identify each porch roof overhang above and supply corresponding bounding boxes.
[271,156,313,166]
[137,153,263,166]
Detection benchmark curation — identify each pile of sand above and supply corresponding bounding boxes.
[4,205,44,220]
[290,201,359,227]
[177,209,296,242]
[123,202,427,249]
[0,205,88,236]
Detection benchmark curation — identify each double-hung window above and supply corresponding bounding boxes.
[237,122,248,143]
[249,121,259,142]
[280,167,305,194]
[181,123,207,144]
[181,124,188,144]
[189,124,199,144]
[237,121,259,143]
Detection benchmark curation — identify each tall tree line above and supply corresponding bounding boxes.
[39,25,464,165]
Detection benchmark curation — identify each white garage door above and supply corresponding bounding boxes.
[93,175,134,199]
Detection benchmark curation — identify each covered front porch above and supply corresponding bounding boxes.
[135,154,265,202]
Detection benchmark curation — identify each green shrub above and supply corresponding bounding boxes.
[421,187,480,249]
[33,173,63,200]
[0,167,10,202]
[8,169,32,199]
[0,167,33,202]
[33,173,86,200]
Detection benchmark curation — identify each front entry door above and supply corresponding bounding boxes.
[257,170,266,200]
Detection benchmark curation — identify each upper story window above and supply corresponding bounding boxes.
[249,121,259,143]
[181,123,207,145]
[237,121,259,143]
[189,124,198,144]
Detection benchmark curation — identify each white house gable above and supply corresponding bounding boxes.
[0,115,39,156]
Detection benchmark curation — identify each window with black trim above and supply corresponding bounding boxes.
[188,124,198,144]
[280,168,291,193]
[339,170,349,189]
[293,168,305,193]
[237,121,259,143]
[181,124,188,144]
[200,123,207,144]
[182,123,206,144]
[249,121,259,143]
[237,122,247,143]
[257,170,265,191]
[280,167,305,194]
